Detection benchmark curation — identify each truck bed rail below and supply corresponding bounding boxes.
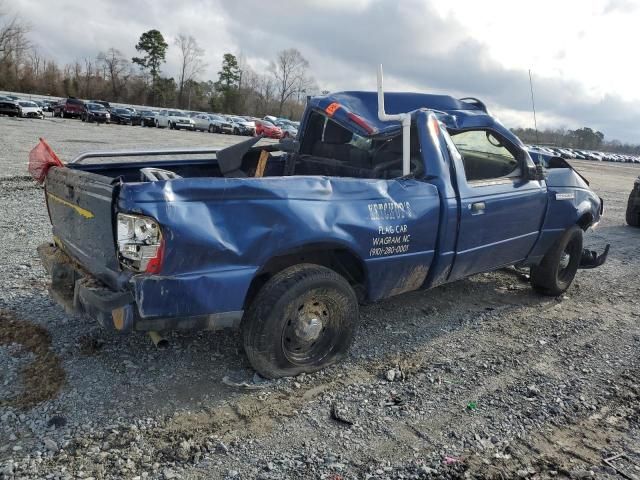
[69,147,221,164]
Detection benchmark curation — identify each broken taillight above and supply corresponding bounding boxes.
[116,213,164,274]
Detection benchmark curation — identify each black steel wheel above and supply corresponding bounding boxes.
[531,225,583,296]
[243,264,358,378]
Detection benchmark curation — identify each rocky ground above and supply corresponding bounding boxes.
[0,116,638,479]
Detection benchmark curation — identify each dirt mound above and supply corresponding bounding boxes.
[0,310,65,408]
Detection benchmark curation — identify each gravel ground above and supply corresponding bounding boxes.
[0,115,638,479]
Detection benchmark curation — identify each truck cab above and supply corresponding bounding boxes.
[35,69,607,378]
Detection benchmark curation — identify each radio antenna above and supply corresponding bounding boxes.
[528,69,540,144]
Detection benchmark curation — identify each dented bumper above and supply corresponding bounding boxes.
[38,243,136,330]
[37,243,243,332]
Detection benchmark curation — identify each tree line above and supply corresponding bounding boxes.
[511,127,640,155]
[0,9,316,119]
[2,6,639,145]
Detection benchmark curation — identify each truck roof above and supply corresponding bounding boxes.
[308,91,522,147]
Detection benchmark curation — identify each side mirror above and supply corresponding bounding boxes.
[527,164,545,181]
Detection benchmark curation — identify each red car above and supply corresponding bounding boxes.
[53,98,85,118]
[255,119,283,139]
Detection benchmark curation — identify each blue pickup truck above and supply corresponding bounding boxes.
[37,71,608,378]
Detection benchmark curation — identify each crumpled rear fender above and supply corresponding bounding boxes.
[118,175,441,316]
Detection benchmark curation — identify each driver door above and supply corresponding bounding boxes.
[448,129,547,280]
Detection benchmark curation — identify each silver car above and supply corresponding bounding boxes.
[155,109,195,130]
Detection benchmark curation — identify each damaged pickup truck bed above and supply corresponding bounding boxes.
[37,70,609,378]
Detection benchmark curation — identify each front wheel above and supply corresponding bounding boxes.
[531,225,583,296]
[242,264,359,379]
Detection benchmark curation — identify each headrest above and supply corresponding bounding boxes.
[323,120,353,144]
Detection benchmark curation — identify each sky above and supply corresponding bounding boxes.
[8,0,640,143]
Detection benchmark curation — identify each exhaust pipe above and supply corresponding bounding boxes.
[377,64,411,176]
[148,331,168,349]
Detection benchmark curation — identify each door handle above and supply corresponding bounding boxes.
[470,201,486,213]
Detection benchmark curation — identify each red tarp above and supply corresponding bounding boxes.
[28,138,64,183]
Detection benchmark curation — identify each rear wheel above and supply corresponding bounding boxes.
[531,225,583,296]
[242,264,359,378]
[208,124,215,133]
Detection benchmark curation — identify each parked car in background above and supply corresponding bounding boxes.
[53,98,85,118]
[110,107,135,125]
[81,103,111,124]
[124,107,142,126]
[18,100,44,119]
[194,113,225,133]
[155,109,195,130]
[34,100,53,112]
[275,119,298,138]
[138,109,157,127]
[89,100,111,112]
[255,119,283,139]
[215,115,235,134]
[0,100,20,117]
[227,115,256,136]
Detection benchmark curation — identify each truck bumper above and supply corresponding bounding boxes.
[38,243,243,332]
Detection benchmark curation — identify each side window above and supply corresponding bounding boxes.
[449,130,520,182]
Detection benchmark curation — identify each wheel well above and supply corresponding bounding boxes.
[244,246,367,309]
[577,212,593,230]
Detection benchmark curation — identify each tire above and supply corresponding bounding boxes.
[208,124,214,133]
[626,188,640,227]
[169,122,174,130]
[530,225,583,296]
[242,264,359,378]
[81,115,85,122]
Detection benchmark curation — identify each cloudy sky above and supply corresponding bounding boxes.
[9,0,640,142]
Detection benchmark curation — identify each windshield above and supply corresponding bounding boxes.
[262,120,275,127]
[87,104,105,111]
[168,110,184,116]
[19,101,37,107]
